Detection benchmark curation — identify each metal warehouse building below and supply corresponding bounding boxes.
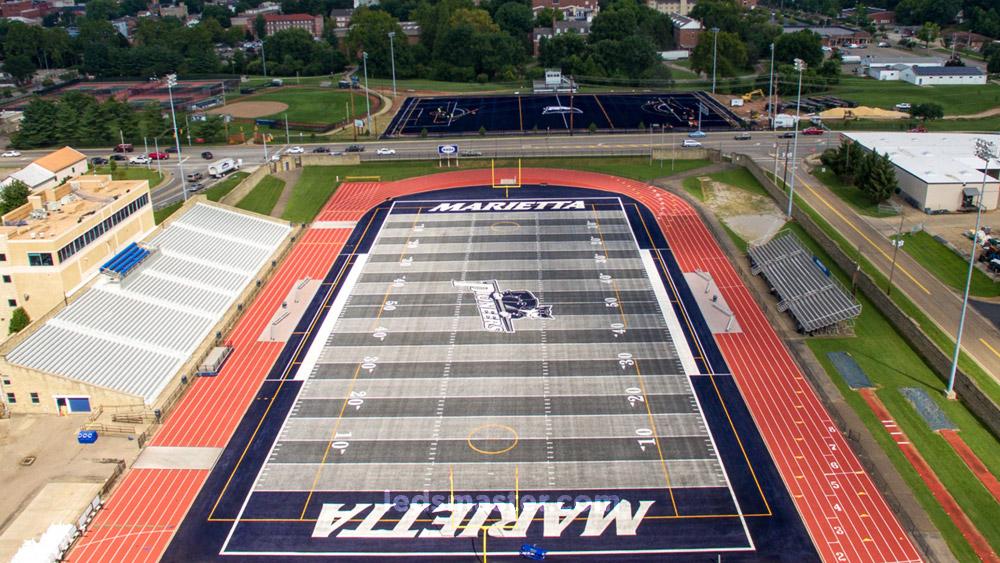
[842,132,1000,213]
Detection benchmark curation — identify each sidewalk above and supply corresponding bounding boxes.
[771,158,1000,382]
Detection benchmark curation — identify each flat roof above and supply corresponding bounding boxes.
[843,132,1000,186]
[1,175,147,241]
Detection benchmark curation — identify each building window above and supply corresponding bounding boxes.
[30,392,39,404]
[2,378,10,385]
[5,392,14,404]
[2,275,10,283]
[27,253,54,266]
[7,299,15,307]
[0,253,6,261]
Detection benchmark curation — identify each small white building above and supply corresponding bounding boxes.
[900,65,987,86]
[0,147,88,192]
[843,132,1000,213]
[866,63,907,80]
[860,55,944,70]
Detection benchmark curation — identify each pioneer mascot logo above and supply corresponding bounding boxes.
[454,281,553,333]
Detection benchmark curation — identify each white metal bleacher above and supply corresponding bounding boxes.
[7,203,291,404]
[748,231,861,333]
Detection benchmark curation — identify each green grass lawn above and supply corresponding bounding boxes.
[897,230,1000,298]
[772,171,1000,403]
[281,157,712,223]
[241,88,369,125]
[667,64,701,80]
[94,165,164,188]
[153,202,181,224]
[706,167,769,197]
[824,78,1000,116]
[236,176,285,215]
[809,167,896,218]
[724,217,1000,561]
[203,171,249,202]
[682,176,705,201]
[366,77,527,93]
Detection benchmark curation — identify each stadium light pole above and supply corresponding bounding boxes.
[387,32,397,98]
[946,138,998,399]
[785,58,806,219]
[166,74,188,203]
[711,27,720,94]
[767,42,775,123]
[362,51,372,135]
[261,40,267,77]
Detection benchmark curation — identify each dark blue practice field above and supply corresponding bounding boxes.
[163,186,816,562]
[384,92,743,138]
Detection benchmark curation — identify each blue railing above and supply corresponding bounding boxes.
[100,243,150,278]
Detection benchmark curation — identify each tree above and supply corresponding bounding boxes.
[0,180,30,214]
[774,30,823,68]
[915,21,940,49]
[448,8,499,33]
[347,8,414,77]
[858,151,898,204]
[895,0,961,26]
[533,7,563,28]
[989,51,1000,74]
[254,14,266,38]
[690,30,747,77]
[8,307,30,335]
[909,102,944,120]
[3,54,35,84]
[12,98,57,148]
[494,2,533,38]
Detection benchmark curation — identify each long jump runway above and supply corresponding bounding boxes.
[164,188,817,560]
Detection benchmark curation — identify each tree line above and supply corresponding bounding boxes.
[821,139,898,204]
[12,92,227,149]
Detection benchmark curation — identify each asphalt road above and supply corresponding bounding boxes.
[0,131,831,207]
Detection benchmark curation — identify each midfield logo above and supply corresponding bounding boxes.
[453,280,553,333]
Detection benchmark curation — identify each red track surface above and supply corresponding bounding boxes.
[939,429,1000,504]
[69,169,922,562]
[68,226,352,562]
[860,389,998,563]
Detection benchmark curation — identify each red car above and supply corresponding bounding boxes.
[802,127,825,135]
[148,152,169,160]
[909,125,927,133]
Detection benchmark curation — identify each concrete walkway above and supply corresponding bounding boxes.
[270,167,301,218]
[764,156,1000,382]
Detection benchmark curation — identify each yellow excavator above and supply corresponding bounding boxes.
[742,89,765,102]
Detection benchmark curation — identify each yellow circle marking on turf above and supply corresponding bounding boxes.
[467,424,519,455]
[490,221,521,233]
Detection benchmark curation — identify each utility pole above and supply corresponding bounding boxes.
[143,137,150,170]
[767,42,775,123]
[362,51,372,135]
[166,74,188,202]
[261,40,267,77]
[786,58,806,219]
[886,212,906,296]
[711,27,720,94]
[284,112,290,145]
[388,31,398,98]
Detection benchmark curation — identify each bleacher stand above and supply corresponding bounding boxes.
[748,231,861,334]
[7,203,291,405]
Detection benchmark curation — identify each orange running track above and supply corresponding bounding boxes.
[68,226,353,563]
[69,169,921,562]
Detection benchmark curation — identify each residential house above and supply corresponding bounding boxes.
[330,8,353,28]
[670,13,702,50]
[531,0,599,22]
[647,0,694,16]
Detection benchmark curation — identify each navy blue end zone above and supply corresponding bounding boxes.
[384,92,743,138]
[163,186,816,562]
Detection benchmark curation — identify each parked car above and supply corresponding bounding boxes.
[909,125,927,133]
[312,146,330,153]
[463,150,483,157]
[287,146,304,154]
[110,154,127,161]
[148,152,168,160]
[1,150,21,157]
[681,139,702,148]
[734,133,752,140]
[90,157,108,165]
[688,130,706,138]
[130,155,151,165]
[185,171,203,182]
[345,144,365,152]
[376,147,396,155]
[802,127,825,135]
[201,151,214,160]
[166,146,178,153]
[895,102,911,111]
[779,131,797,138]
[877,41,890,47]
[113,143,134,153]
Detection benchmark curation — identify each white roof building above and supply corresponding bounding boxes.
[843,132,1000,213]
[5,202,291,407]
